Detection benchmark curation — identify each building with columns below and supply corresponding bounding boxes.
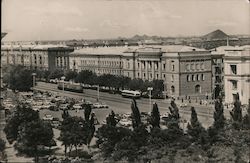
[69,45,212,99]
[1,44,74,71]
[223,45,250,105]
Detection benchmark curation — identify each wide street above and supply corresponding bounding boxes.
[34,82,231,128]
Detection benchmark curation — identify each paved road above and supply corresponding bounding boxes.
[35,82,219,128]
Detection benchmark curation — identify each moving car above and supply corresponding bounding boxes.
[93,102,109,109]
[121,90,141,98]
[118,118,132,127]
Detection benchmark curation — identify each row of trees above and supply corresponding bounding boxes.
[96,97,250,162]
[3,66,164,97]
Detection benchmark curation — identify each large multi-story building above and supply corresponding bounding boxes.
[224,45,250,105]
[1,44,74,71]
[69,45,212,99]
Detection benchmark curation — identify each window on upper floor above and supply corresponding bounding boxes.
[156,74,159,79]
[155,62,159,70]
[138,62,140,68]
[172,64,175,71]
[163,63,166,70]
[230,65,237,75]
[192,75,195,81]
[200,63,204,70]
[201,74,205,81]
[171,75,174,82]
[163,74,166,79]
[128,62,130,69]
[232,80,237,90]
[196,74,200,81]
[186,64,190,71]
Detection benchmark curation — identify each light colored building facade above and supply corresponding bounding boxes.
[224,45,250,105]
[1,44,74,71]
[69,45,212,99]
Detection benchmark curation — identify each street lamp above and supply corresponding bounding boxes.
[32,73,36,91]
[147,87,153,110]
[61,76,65,94]
[97,85,100,102]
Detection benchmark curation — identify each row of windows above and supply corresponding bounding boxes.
[81,60,122,67]
[187,74,205,82]
[185,63,205,71]
[136,61,174,71]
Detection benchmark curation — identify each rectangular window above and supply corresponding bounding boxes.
[172,64,175,71]
[138,62,140,68]
[163,74,166,78]
[232,80,237,90]
[230,65,237,75]
[163,63,166,70]
[156,74,159,79]
[171,75,174,82]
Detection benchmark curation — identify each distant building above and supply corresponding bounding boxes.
[69,45,212,99]
[223,45,250,105]
[1,44,74,71]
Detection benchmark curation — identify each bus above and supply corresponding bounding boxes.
[121,90,141,98]
[58,82,84,93]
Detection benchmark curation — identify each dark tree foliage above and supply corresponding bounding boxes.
[106,110,117,127]
[59,116,88,157]
[0,139,5,152]
[167,99,180,129]
[48,69,64,80]
[65,70,78,81]
[62,110,70,119]
[87,113,96,147]
[76,70,97,85]
[84,104,92,122]
[149,103,160,128]
[96,125,132,158]
[4,104,39,144]
[243,99,250,129]
[15,120,55,163]
[131,99,141,129]
[230,93,243,129]
[213,96,225,129]
[8,66,33,91]
[187,107,207,144]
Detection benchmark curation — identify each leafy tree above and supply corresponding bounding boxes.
[131,99,141,129]
[62,110,70,120]
[8,66,33,91]
[87,113,96,148]
[84,104,92,122]
[4,104,39,144]
[149,103,160,128]
[76,70,96,85]
[15,120,55,163]
[213,96,225,129]
[48,69,64,80]
[65,70,78,81]
[59,116,88,157]
[187,107,207,144]
[243,99,250,129]
[230,93,243,129]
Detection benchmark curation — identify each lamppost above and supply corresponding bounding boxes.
[32,73,36,91]
[147,87,153,110]
[97,85,100,102]
[61,76,65,95]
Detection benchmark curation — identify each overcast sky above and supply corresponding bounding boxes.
[2,0,250,41]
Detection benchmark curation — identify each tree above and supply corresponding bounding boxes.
[213,96,225,129]
[84,104,92,122]
[149,103,160,128]
[59,116,88,157]
[243,99,250,129]
[15,120,54,163]
[76,70,96,85]
[65,70,78,81]
[8,66,33,91]
[106,110,117,127]
[48,69,64,80]
[230,93,243,129]
[187,107,207,144]
[131,99,141,129]
[4,104,39,144]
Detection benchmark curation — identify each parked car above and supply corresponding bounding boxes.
[73,103,82,110]
[59,104,69,110]
[118,118,132,127]
[43,114,53,121]
[93,102,109,109]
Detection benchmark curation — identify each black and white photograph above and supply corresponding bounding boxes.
[1,0,250,162]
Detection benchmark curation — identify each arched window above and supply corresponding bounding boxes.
[171,86,175,93]
[195,85,201,93]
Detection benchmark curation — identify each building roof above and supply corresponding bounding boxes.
[70,46,137,57]
[136,45,206,53]
[1,44,71,50]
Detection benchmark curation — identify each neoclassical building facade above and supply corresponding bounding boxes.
[69,45,212,99]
